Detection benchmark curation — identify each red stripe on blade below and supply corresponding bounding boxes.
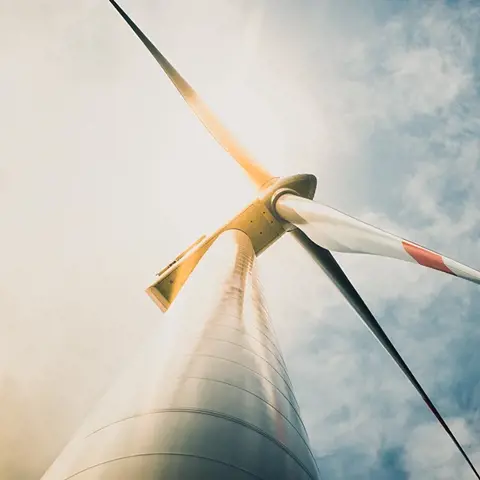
[402,241,455,275]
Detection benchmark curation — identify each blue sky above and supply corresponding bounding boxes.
[258,1,480,477]
[1,0,480,478]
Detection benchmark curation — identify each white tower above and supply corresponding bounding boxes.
[41,230,321,479]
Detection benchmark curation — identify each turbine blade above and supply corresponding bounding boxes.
[291,229,480,479]
[276,194,480,285]
[107,0,274,189]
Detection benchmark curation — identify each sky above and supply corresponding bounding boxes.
[1,0,480,478]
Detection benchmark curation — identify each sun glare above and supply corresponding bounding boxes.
[153,6,289,247]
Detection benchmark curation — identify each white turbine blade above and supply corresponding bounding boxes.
[108,0,274,189]
[276,194,480,285]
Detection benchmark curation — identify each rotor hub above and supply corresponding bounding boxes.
[147,173,317,311]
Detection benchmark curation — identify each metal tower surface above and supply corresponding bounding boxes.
[40,230,321,480]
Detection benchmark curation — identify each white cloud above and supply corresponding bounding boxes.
[404,419,480,480]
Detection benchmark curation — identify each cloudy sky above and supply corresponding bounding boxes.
[1,0,480,478]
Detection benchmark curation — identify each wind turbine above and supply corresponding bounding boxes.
[41,2,480,479]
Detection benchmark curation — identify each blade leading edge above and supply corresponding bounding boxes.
[108,0,274,189]
[291,229,480,479]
